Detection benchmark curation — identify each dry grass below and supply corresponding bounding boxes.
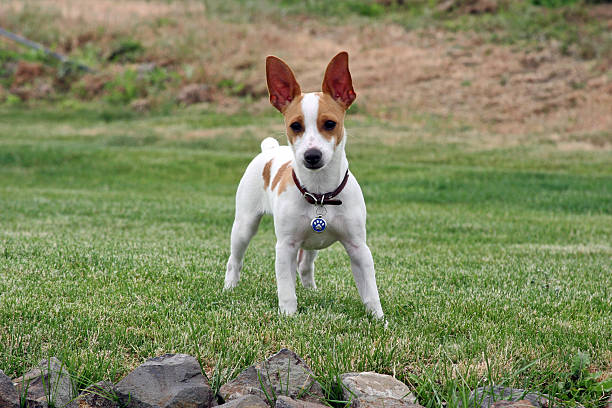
[0,0,611,141]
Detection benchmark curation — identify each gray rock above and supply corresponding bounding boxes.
[66,381,119,408]
[466,386,556,408]
[13,357,75,408]
[219,349,324,405]
[217,395,269,408]
[489,401,537,408]
[341,372,420,408]
[115,353,214,408]
[0,369,19,408]
[275,395,328,408]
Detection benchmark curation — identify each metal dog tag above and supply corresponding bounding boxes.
[311,216,326,233]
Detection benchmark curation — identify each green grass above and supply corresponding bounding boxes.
[0,104,610,407]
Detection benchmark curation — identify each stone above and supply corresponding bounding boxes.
[0,369,19,408]
[466,386,553,408]
[177,84,213,105]
[13,357,75,408]
[217,395,269,408]
[66,381,120,408]
[341,372,419,408]
[115,353,214,408]
[218,366,262,402]
[219,349,324,405]
[275,395,328,408]
[490,401,536,408]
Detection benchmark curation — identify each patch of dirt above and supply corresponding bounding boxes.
[1,0,610,142]
[12,61,46,87]
[228,21,611,138]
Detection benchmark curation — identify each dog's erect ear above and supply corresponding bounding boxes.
[322,51,356,109]
[266,56,301,113]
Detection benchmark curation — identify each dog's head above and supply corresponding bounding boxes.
[266,52,356,171]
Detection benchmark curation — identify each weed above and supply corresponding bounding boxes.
[103,67,175,104]
[107,40,144,63]
[257,366,277,406]
[279,0,386,17]
[203,351,243,400]
[4,94,22,106]
[547,352,612,406]
[218,78,245,96]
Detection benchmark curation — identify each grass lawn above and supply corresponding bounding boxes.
[0,105,610,407]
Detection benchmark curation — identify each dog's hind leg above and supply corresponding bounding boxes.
[297,249,318,289]
[224,211,262,290]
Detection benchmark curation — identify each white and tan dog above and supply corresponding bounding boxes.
[224,52,383,319]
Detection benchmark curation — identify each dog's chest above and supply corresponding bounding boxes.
[294,209,345,250]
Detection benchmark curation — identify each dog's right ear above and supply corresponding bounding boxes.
[266,56,301,113]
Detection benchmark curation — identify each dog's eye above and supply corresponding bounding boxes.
[290,122,302,132]
[323,120,336,130]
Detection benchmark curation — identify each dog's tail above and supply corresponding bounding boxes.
[260,137,280,152]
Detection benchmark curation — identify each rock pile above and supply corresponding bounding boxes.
[0,349,572,408]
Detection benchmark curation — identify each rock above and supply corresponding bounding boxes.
[275,395,328,408]
[341,372,419,408]
[0,369,19,408]
[13,357,75,408]
[466,386,553,408]
[177,84,214,105]
[115,353,214,408]
[219,349,324,405]
[490,401,536,408]
[66,381,120,408]
[219,366,262,402]
[217,395,269,408]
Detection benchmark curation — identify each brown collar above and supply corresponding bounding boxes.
[292,169,349,206]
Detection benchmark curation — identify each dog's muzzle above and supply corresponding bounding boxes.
[303,148,323,169]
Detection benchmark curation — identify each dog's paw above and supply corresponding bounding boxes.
[365,302,384,320]
[301,279,317,290]
[223,279,238,290]
[278,301,297,316]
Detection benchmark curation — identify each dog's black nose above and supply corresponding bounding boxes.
[304,148,323,168]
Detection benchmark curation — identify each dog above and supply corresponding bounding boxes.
[224,52,383,319]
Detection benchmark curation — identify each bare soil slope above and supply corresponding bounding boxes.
[1,0,610,141]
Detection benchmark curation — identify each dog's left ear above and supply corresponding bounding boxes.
[322,51,356,109]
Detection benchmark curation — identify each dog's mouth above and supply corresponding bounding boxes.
[303,161,325,170]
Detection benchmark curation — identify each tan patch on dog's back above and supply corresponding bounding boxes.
[317,92,346,145]
[271,160,293,195]
[263,159,273,189]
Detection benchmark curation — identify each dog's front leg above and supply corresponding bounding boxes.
[342,241,384,318]
[275,239,299,315]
